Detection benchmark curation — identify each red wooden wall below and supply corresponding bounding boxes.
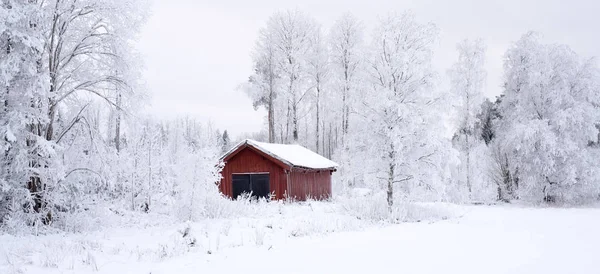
[287,169,332,201]
[219,147,287,199]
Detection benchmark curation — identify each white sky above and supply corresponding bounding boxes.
[137,0,599,138]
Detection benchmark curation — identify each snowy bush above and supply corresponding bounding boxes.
[173,140,224,222]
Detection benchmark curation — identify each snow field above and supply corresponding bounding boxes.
[152,205,600,274]
[3,201,599,274]
[0,199,457,274]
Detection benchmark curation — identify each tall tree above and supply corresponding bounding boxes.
[271,10,316,142]
[244,25,279,143]
[244,10,317,144]
[448,39,487,197]
[361,12,450,208]
[329,13,364,142]
[306,26,329,153]
[1,0,55,225]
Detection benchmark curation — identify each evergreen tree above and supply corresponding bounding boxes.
[221,130,231,153]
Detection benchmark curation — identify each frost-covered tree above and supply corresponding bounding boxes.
[0,0,148,230]
[360,12,454,208]
[221,130,231,153]
[306,26,330,153]
[329,13,364,142]
[272,10,317,142]
[43,0,147,143]
[244,24,280,143]
[243,10,318,144]
[326,13,366,189]
[448,39,487,198]
[1,0,56,227]
[498,32,600,203]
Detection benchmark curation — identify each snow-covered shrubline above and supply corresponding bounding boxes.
[225,139,339,170]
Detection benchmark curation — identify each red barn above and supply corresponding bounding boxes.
[219,139,338,201]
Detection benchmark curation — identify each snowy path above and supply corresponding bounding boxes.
[18,206,600,274]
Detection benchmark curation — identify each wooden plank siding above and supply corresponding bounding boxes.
[288,169,332,201]
[219,147,287,199]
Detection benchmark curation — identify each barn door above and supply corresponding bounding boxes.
[232,174,251,199]
[231,174,270,199]
[251,174,270,199]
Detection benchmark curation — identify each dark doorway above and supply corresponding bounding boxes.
[232,175,251,199]
[232,174,270,199]
[250,174,270,198]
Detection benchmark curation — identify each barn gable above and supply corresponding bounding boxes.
[220,146,287,199]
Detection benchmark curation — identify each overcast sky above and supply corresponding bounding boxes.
[137,0,599,138]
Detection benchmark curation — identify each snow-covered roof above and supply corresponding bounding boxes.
[223,139,338,170]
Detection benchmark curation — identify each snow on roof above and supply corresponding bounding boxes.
[224,139,339,170]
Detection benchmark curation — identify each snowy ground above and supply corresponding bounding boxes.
[2,203,599,274]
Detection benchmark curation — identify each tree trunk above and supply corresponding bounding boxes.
[496,184,503,202]
[466,132,472,196]
[268,89,274,143]
[28,0,51,224]
[387,142,396,210]
[285,101,290,143]
[321,119,325,157]
[3,37,11,179]
[341,90,347,141]
[147,135,152,212]
[342,61,350,139]
[344,104,349,136]
[267,68,275,143]
[464,85,472,198]
[115,91,122,152]
[292,102,298,142]
[328,123,332,159]
[315,85,320,153]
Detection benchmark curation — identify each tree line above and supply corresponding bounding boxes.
[243,10,600,207]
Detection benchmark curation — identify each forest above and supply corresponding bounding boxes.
[1,0,600,263]
[240,10,600,209]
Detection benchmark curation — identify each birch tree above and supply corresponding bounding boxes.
[306,27,329,153]
[329,13,364,143]
[244,10,317,144]
[448,39,487,198]
[361,12,452,208]
[244,25,279,143]
[271,10,316,142]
